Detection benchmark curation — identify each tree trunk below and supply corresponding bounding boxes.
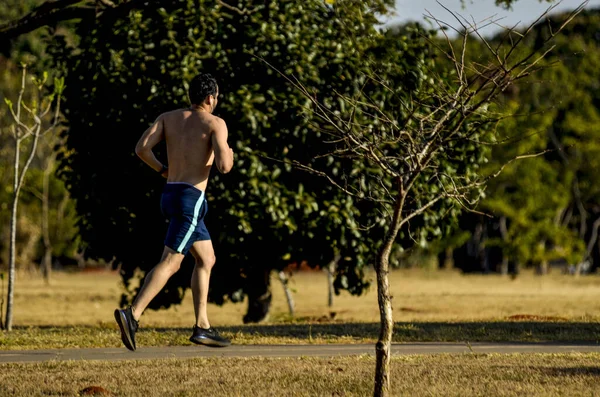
[575,216,600,277]
[443,247,454,270]
[498,216,509,276]
[326,254,340,307]
[374,248,393,397]
[41,164,53,284]
[277,270,294,317]
[6,140,20,331]
[6,192,18,331]
[243,268,272,324]
[7,124,41,331]
[374,187,404,397]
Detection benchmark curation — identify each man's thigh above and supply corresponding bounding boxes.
[189,239,215,265]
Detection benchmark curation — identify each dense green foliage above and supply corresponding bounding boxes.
[2,0,599,323]
[440,7,600,273]
[52,0,429,314]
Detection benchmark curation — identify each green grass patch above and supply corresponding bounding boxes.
[2,320,599,350]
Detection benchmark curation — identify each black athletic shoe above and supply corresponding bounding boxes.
[114,306,138,351]
[189,325,231,347]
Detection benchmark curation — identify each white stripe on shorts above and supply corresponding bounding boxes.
[176,190,205,253]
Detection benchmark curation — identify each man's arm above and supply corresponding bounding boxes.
[135,114,168,176]
[211,118,234,174]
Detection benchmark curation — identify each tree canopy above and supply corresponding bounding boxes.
[52,0,429,320]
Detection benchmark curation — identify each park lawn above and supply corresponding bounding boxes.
[1,353,600,396]
[1,268,600,349]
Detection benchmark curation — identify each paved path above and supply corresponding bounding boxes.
[2,343,600,363]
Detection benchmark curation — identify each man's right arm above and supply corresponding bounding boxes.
[211,118,234,174]
[135,114,168,177]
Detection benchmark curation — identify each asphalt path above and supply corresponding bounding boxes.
[2,342,600,363]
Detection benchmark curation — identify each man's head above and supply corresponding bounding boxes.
[189,73,218,112]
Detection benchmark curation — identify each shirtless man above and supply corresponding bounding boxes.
[114,73,234,351]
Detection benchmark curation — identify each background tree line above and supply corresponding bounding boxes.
[1,0,597,324]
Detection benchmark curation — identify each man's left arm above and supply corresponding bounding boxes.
[135,114,168,177]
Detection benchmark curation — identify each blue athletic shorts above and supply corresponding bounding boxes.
[160,182,210,255]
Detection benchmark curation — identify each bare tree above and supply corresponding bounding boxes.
[24,120,67,284]
[277,270,295,316]
[2,65,64,331]
[265,1,586,395]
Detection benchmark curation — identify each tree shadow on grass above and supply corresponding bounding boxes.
[12,321,600,344]
[539,366,600,376]
[150,321,600,344]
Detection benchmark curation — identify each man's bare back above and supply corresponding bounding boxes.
[160,108,232,192]
[135,106,233,191]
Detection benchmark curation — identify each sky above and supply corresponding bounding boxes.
[381,0,600,37]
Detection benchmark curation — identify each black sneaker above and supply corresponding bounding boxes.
[189,325,231,347]
[114,306,139,351]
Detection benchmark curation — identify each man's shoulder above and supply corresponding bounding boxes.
[211,115,226,125]
[205,114,227,131]
[159,108,187,118]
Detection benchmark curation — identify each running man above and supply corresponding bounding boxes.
[114,73,234,351]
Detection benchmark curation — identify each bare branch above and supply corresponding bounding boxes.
[216,0,262,15]
[0,0,165,41]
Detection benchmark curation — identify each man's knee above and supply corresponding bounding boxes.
[196,254,216,270]
[160,254,183,274]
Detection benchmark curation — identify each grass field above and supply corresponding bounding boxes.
[1,267,600,349]
[8,267,600,326]
[2,354,600,396]
[2,268,600,396]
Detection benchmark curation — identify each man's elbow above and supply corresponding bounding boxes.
[135,145,149,159]
[217,160,233,174]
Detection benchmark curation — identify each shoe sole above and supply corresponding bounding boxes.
[114,309,136,351]
[189,336,231,348]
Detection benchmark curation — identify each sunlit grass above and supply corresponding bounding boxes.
[8,267,600,327]
[1,268,599,349]
[2,354,600,396]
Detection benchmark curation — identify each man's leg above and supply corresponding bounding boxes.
[188,240,230,347]
[115,246,184,351]
[189,240,216,328]
[131,246,185,321]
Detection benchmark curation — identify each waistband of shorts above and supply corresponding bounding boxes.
[163,182,204,195]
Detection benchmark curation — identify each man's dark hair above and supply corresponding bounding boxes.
[189,73,218,105]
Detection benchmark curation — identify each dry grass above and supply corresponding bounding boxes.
[3,269,600,396]
[2,268,600,349]
[8,267,600,327]
[1,353,600,396]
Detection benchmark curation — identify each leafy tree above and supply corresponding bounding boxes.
[443,6,600,276]
[51,0,409,322]
[279,5,580,395]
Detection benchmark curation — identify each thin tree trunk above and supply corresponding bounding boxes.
[326,254,340,307]
[443,247,454,270]
[536,240,548,276]
[499,216,509,276]
[41,163,53,284]
[6,139,20,331]
[575,215,600,277]
[277,270,294,316]
[7,126,41,331]
[374,187,404,397]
